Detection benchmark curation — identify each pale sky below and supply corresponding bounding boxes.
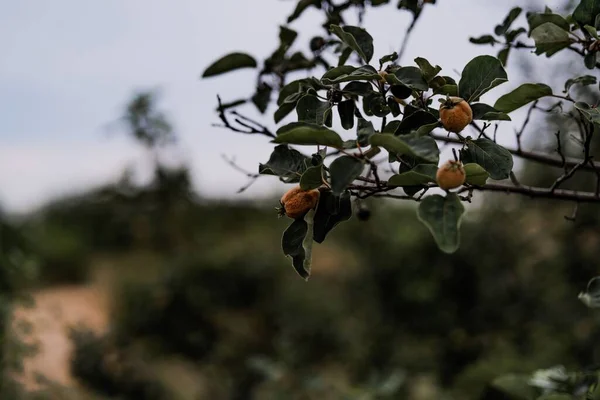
[0,0,570,212]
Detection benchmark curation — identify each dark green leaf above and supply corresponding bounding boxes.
[275,122,344,147]
[370,133,439,164]
[281,214,314,280]
[321,65,358,81]
[330,156,364,195]
[469,35,498,45]
[296,95,333,125]
[259,145,310,183]
[342,81,373,96]
[379,52,398,65]
[494,83,553,113]
[300,165,324,190]
[527,12,570,33]
[252,83,272,114]
[505,28,527,43]
[531,22,572,56]
[584,51,598,69]
[382,120,401,134]
[416,121,441,136]
[494,7,522,36]
[338,46,353,67]
[573,0,600,27]
[386,67,428,91]
[388,164,437,186]
[357,118,376,146]
[366,94,391,117]
[274,101,297,123]
[584,24,600,39]
[202,52,257,78]
[313,190,352,243]
[322,65,380,85]
[330,25,374,63]
[497,47,510,66]
[279,26,298,48]
[461,138,513,180]
[458,55,508,103]
[417,193,465,254]
[387,96,401,117]
[471,103,512,121]
[434,84,458,96]
[564,75,597,92]
[463,163,489,185]
[287,0,321,23]
[414,57,442,82]
[397,110,438,135]
[338,100,355,130]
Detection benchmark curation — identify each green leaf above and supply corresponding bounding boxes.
[259,145,310,183]
[397,110,438,135]
[329,156,364,195]
[458,55,508,103]
[274,102,297,123]
[252,83,272,114]
[469,35,498,45]
[470,103,511,121]
[494,83,552,113]
[416,121,441,136]
[382,120,401,134]
[370,133,439,164]
[414,57,442,82]
[296,95,333,126]
[495,7,522,36]
[527,12,570,33]
[463,163,489,185]
[385,67,428,91]
[357,117,376,146]
[281,211,315,280]
[313,190,352,243]
[321,65,380,85]
[279,26,298,48]
[387,96,401,117]
[321,65,358,81]
[573,0,600,27]
[417,194,465,254]
[497,47,510,66]
[379,52,398,65]
[388,164,437,186]
[461,138,513,180]
[531,22,572,56]
[287,0,321,23]
[300,165,324,190]
[585,24,600,38]
[342,82,373,96]
[505,28,527,43]
[574,101,600,125]
[275,122,344,148]
[434,84,458,96]
[564,75,597,92]
[584,51,598,69]
[338,100,355,130]
[364,93,391,117]
[330,25,374,63]
[202,52,257,78]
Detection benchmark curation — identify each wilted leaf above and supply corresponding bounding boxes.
[281,210,315,280]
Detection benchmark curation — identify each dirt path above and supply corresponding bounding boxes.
[12,284,109,390]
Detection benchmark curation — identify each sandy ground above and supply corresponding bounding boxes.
[12,284,109,390]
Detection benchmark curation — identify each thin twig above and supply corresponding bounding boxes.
[221,155,261,193]
[555,131,568,173]
[214,95,275,139]
[516,101,537,151]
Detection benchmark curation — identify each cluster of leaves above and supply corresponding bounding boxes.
[470,1,600,70]
[202,0,600,278]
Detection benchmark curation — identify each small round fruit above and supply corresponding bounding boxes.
[390,84,412,100]
[439,96,473,133]
[378,70,388,84]
[436,160,466,190]
[278,186,320,219]
[309,36,326,52]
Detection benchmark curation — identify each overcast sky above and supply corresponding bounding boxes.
[0,0,569,213]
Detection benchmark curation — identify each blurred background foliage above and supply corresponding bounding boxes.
[1,1,600,399]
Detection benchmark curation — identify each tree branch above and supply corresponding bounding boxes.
[460,182,600,203]
[214,95,275,139]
